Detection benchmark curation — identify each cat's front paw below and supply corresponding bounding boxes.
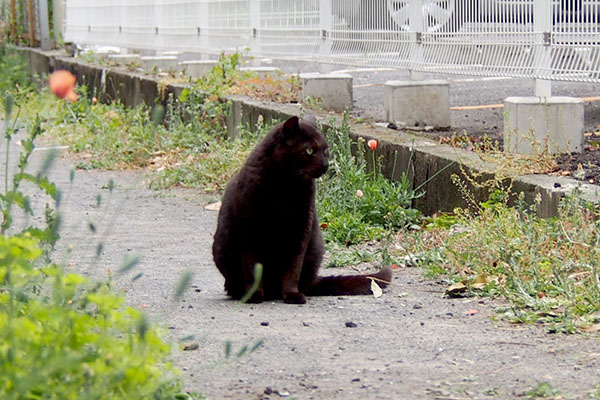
[283,292,307,304]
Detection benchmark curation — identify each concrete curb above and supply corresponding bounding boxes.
[16,46,600,217]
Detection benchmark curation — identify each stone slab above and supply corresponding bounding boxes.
[385,80,451,129]
[180,60,218,79]
[299,72,353,112]
[140,56,179,73]
[504,96,584,155]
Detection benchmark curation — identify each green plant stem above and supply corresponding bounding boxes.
[413,161,456,193]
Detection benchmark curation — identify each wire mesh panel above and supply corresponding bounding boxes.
[63,0,600,83]
[257,0,321,59]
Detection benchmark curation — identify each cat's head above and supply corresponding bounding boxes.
[272,116,329,179]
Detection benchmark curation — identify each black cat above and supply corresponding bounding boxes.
[212,116,392,304]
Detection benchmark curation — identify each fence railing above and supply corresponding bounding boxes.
[64,0,600,85]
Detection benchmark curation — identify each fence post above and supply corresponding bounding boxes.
[249,0,261,59]
[409,0,424,80]
[319,0,332,60]
[37,0,51,50]
[533,0,552,97]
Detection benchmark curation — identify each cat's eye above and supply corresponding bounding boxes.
[305,147,314,155]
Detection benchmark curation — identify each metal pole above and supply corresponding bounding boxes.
[533,0,552,97]
[319,0,332,60]
[10,0,17,42]
[38,0,51,50]
[28,0,35,46]
[409,0,425,80]
[249,0,261,61]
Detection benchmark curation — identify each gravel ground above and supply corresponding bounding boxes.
[12,137,597,400]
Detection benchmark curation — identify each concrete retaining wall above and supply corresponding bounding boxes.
[14,47,600,217]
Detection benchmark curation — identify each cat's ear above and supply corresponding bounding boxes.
[281,116,300,142]
[283,116,300,132]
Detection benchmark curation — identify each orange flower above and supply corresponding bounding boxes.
[48,70,78,101]
[367,139,378,151]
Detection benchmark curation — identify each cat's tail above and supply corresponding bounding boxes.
[306,267,393,296]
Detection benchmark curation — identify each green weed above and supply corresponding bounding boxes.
[524,381,562,399]
[317,114,422,246]
[418,190,600,333]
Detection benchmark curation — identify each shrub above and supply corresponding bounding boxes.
[0,234,197,399]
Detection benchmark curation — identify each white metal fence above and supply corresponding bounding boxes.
[64,0,600,84]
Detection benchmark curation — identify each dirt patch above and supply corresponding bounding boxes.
[556,147,600,184]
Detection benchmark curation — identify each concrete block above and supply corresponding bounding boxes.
[299,73,353,112]
[385,80,450,129]
[107,54,141,65]
[180,60,218,79]
[504,96,584,155]
[161,51,182,59]
[140,56,178,73]
[239,66,282,79]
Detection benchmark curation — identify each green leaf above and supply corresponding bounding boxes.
[15,173,58,199]
[118,254,140,274]
[236,345,248,358]
[224,341,232,358]
[4,92,13,122]
[95,242,104,258]
[38,148,58,177]
[138,312,149,341]
[174,270,193,300]
[240,263,263,304]
[250,339,263,353]
[131,272,143,282]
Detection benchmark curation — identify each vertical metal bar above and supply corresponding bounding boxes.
[51,0,65,44]
[409,0,424,80]
[10,0,17,42]
[319,0,332,59]
[533,0,552,97]
[28,0,35,45]
[38,0,51,49]
[249,0,260,57]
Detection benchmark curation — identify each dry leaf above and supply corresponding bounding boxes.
[465,309,479,316]
[580,323,600,333]
[470,273,491,289]
[205,202,222,211]
[371,280,383,298]
[445,281,467,297]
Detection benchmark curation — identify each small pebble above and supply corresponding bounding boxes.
[345,321,357,328]
[183,343,199,351]
[261,321,269,326]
